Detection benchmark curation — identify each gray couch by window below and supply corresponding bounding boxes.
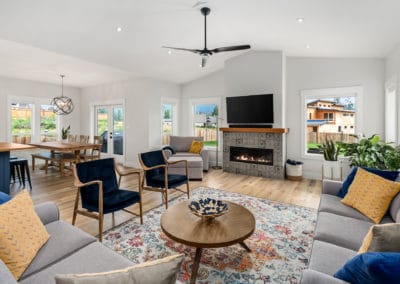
[301,179,400,284]
[163,136,210,180]
[0,202,133,284]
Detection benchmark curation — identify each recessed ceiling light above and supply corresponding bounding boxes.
[306,44,311,49]
[297,18,304,23]
[116,27,123,32]
[168,50,172,55]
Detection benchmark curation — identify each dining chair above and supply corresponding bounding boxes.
[68,134,77,142]
[138,150,189,209]
[72,158,143,242]
[80,135,102,161]
[79,135,89,143]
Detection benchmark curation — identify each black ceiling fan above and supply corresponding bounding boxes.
[163,7,251,68]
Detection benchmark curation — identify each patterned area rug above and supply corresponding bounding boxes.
[103,187,317,283]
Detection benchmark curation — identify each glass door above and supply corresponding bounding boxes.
[95,104,124,161]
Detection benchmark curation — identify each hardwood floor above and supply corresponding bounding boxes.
[10,166,321,237]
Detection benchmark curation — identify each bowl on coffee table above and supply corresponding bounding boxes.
[188,198,228,220]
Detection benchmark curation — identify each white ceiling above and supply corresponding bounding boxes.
[0,0,399,87]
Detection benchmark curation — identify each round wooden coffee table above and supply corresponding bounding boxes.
[160,201,255,284]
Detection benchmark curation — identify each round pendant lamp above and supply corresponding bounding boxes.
[51,75,74,115]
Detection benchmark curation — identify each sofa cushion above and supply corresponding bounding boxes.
[301,269,349,284]
[337,167,399,198]
[318,194,372,222]
[0,190,50,280]
[0,191,11,204]
[334,252,400,284]
[358,223,400,253]
[389,192,400,222]
[54,254,183,284]
[173,152,201,158]
[309,240,356,276]
[168,156,203,168]
[20,220,96,279]
[170,136,203,152]
[341,168,400,223]
[188,140,204,154]
[19,242,133,284]
[314,212,373,251]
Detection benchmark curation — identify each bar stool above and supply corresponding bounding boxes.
[10,158,32,190]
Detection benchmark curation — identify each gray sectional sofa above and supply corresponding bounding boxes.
[1,202,133,284]
[301,179,400,284]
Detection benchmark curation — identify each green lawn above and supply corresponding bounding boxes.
[307,143,321,149]
[204,141,217,147]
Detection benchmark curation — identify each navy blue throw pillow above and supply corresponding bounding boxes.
[334,252,400,284]
[0,192,11,204]
[337,167,399,198]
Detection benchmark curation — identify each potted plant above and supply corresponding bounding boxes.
[61,125,70,142]
[319,139,342,180]
[337,134,400,171]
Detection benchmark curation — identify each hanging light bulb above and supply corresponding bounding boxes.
[50,74,74,115]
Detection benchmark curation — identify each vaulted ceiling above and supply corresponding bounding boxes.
[0,0,399,87]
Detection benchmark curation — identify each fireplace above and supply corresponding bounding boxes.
[230,146,273,166]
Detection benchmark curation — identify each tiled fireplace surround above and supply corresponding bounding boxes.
[222,129,287,179]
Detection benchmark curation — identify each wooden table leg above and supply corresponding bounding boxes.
[190,248,202,284]
[239,241,252,252]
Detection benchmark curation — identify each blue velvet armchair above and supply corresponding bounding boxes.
[72,158,143,241]
[138,150,189,209]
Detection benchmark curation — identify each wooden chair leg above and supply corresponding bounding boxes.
[186,182,190,199]
[72,190,80,225]
[32,157,35,171]
[112,212,115,227]
[118,175,122,187]
[165,189,168,209]
[139,200,143,225]
[45,160,48,174]
[99,213,104,242]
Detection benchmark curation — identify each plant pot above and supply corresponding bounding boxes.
[322,160,342,180]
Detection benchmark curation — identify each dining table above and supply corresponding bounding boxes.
[29,141,101,163]
[0,142,36,194]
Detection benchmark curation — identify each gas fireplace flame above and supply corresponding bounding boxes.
[234,154,271,164]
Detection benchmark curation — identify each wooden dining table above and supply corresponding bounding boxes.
[0,142,36,194]
[29,141,101,163]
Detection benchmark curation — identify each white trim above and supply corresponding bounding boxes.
[300,86,363,159]
[161,97,179,142]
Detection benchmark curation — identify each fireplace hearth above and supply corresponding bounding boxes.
[230,146,273,165]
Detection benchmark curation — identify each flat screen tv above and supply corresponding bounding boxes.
[226,94,274,124]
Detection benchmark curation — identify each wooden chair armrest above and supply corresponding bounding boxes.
[142,164,167,171]
[74,180,102,188]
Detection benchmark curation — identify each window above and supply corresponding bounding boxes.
[192,102,219,148]
[10,102,33,144]
[162,103,174,144]
[40,105,57,142]
[9,97,59,144]
[301,86,362,157]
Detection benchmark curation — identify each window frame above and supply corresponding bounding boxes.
[161,98,179,145]
[7,95,60,143]
[189,97,221,150]
[300,86,363,160]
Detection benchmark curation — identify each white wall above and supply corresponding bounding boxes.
[80,78,181,167]
[0,75,81,142]
[225,51,286,127]
[287,58,385,179]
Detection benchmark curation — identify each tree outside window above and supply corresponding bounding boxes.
[162,104,173,144]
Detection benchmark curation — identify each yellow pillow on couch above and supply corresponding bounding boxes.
[188,140,204,154]
[341,168,400,224]
[0,190,49,280]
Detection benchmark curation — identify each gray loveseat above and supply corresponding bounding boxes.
[1,202,133,284]
[301,179,400,284]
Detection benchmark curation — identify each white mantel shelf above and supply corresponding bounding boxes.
[219,128,289,133]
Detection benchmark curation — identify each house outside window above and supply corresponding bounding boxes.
[192,101,220,148]
[305,95,358,155]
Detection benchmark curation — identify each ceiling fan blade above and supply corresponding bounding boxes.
[211,45,251,53]
[162,46,201,54]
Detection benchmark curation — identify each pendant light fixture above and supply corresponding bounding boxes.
[51,74,74,115]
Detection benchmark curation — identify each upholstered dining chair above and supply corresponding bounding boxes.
[138,150,189,209]
[72,158,143,241]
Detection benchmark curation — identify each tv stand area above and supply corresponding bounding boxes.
[229,124,272,128]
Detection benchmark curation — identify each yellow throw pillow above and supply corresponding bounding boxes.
[359,223,400,253]
[188,140,204,154]
[0,190,49,280]
[341,168,400,224]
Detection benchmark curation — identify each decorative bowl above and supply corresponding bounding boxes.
[188,198,228,220]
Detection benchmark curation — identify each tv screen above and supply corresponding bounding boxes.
[226,94,274,124]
